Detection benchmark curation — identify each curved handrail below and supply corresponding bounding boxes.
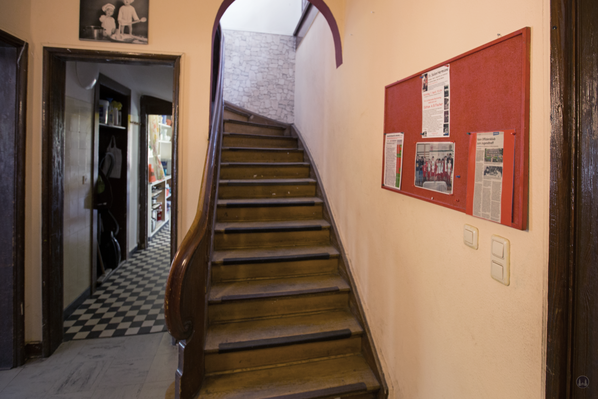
[164,27,224,341]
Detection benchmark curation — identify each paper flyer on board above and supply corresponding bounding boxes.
[421,65,450,138]
[472,132,504,222]
[383,133,404,190]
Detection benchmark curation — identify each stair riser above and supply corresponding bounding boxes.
[218,184,316,199]
[221,149,304,163]
[223,135,297,149]
[209,292,349,323]
[212,258,338,282]
[205,336,362,374]
[225,121,286,136]
[217,204,323,222]
[220,165,310,180]
[215,229,330,250]
[224,109,249,122]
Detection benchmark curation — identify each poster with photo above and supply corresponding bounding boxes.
[414,142,455,194]
[422,65,450,138]
[383,133,404,190]
[80,0,149,44]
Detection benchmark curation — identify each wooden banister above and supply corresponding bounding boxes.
[164,26,224,399]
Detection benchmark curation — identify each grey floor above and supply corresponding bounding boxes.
[0,332,176,399]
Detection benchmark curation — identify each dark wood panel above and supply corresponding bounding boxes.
[0,29,27,370]
[547,0,598,397]
[170,58,181,263]
[571,0,598,396]
[546,0,576,397]
[42,48,67,357]
[0,44,18,370]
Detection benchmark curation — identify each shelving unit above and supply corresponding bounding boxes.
[148,118,173,238]
[92,74,131,290]
[148,176,171,237]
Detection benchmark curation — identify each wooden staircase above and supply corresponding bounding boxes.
[191,105,385,398]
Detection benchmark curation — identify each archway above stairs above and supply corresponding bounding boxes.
[213,0,344,68]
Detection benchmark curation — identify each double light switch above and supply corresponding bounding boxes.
[491,235,510,285]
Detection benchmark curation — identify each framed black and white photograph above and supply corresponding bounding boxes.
[79,0,149,44]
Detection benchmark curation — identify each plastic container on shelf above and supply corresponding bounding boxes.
[99,100,110,124]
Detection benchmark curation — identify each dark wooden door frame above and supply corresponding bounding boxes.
[0,29,28,369]
[42,47,181,357]
[547,0,597,397]
[139,96,174,250]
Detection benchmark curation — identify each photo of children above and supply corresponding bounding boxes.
[80,0,149,44]
[484,148,503,163]
[414,142,455,194]
[484,165,503,179]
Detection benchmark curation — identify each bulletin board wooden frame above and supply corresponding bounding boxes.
[382,27,530,230]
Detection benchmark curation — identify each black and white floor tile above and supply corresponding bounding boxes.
[63,224,171,341]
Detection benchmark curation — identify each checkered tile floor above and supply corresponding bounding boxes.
[63,224,171,341]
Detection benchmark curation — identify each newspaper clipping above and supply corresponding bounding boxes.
[422,65,450,138]
[414,142,455,194]
[383,133,404,190]
[472,132,504,222]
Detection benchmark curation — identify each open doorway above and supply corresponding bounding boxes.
[41,48,180,356]
[139,96,174,250]
[0,29,27,370]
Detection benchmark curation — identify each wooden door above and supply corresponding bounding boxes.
[547,0,598,397]
[570,0,598,395]
[0,30,27,369]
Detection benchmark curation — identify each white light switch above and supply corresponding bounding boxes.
[491,235,510,285]
[492,240,504,258]
[491,261,504,280]
[464,225,479,250]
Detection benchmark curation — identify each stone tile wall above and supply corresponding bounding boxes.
[223,30,296,123]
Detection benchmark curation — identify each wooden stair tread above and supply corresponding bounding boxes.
[209,274,350,303]
[223,132,296,140]
[215,219,330,233]
[220,162,310,167]
[224,119,287,130]
[220,178,316,186]
[222,147,302,152]
[218,197,322,207]
[224,106,252,119]
[212,245,340,265]
[205,310,363,353]
[198,355,380,398]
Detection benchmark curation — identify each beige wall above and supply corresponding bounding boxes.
[0,0,31,42]
[295,2,549,398]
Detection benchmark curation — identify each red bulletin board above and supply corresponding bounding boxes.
[382,27,530,230]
